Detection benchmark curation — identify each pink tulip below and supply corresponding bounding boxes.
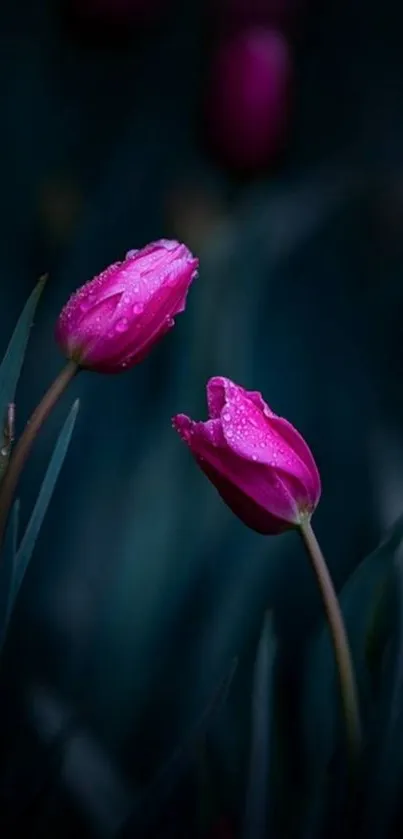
[55,239,198,374]
[205,27,293,171]
[173,377,321,534]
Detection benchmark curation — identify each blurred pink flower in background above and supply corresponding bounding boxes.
[173,377,321,535]
[205,27,293,172]
[56,239,198,374]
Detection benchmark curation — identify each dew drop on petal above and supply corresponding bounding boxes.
[222,412,231,422]
[115,318,129,333]
[133,303,144,314]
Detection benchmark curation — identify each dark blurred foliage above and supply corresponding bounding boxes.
[0,0,402,835]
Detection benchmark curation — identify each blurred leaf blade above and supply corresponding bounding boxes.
[0,275,47,482]
[0,274,47,408]
[362,543,403,839]
[242,611,276,839]
[11,398,79,603]
[0,499,20,651]
[302,514,403,814]
[120,658,237,838]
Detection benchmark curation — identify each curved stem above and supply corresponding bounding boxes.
[0,360,79,553]
[299,519,362,769]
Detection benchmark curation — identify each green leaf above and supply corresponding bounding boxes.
[302,515,403,796]
[11,398,79,604]
[122,658,237,837]
[242,611,277,839]
[0,500,19,651]
[195,739,216,839]
[361,543,403,839]
[0,275,47,482]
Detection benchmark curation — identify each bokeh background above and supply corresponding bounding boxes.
[0,0,402,835]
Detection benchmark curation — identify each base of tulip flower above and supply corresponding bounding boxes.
[299,518,362,772]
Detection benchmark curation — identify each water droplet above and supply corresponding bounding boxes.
[226,429,233,438]
[260,441,266,448]
[222,412,231,422]
[115,318,129,333]
[133,303,144,314]
[252,454,258,461]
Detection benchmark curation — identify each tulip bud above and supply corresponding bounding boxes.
[55,239,198,374]
[205,27,293,172]
[173,377,321,534]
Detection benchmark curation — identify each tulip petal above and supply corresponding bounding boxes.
[207,377,228,418]
[87,261,195,371]
[200,460,293,534]
[172,413,301,529]
[268,415,321,500]
[173,377,321,534]
[218,381,320,505]
[56,239,198,374]
[207,377,275,420]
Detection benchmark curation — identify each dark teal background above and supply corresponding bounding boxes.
[0,0,402,834]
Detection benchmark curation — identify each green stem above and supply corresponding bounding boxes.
[299,519,362,769]
[0,360,79,553]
